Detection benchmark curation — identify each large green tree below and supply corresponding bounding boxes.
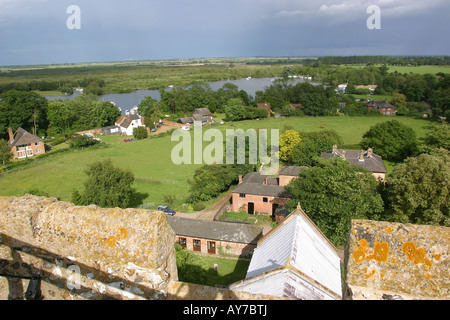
[290,130,342,166]
[47,100,75,135]
[223,98,248,121]
[0,90,48,138]
[423,123,450,151]
[72,159,135,208]
[383,148,449,226]
[286,158,384,246]
[0,139,13,165]
[360,120,419,162]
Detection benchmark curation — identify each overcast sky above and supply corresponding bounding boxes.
[1,0,449,66]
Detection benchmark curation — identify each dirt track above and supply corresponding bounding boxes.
[174,192,232,221]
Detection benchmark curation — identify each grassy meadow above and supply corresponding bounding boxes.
[344,64,450,75]
[0,115,431,210]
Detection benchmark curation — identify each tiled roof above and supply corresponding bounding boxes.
[8,127,42,147]
[279,166,308,176]
[321,148,387,173]
[166,216,263,245]
[232,172,294,198]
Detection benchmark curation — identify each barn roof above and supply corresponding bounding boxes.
[232,172,293,198]
[166,216,263,245]
[321,147,387,173]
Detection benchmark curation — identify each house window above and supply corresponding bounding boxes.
[36,149,41,154]
[35,142,40,146]
[27,149,33,156]
[193,239,201,252]
[178,237,186,248]
[239,193,246,198]
[263,197,268,203]
[207,241,216,254]
[17,150,26,158]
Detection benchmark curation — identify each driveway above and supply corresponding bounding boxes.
[174,192,232,221]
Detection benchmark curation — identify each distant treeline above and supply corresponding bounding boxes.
[245,56,450,66]
[0,77,106,95]
[313,56,450,66]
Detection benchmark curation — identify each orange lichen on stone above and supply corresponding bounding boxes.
[101,228,129,249]
[117,227,128,240]
[433,253,442,261]
[368,241,389,263]
[365,269,376,279]
[401,241,433,270]
[353,239,389,263]
[105,236,117,248]
[385,227,393,233]
[353,239,369,263]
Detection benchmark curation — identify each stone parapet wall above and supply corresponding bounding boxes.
[0,195,177,300]
[0,195,283,300]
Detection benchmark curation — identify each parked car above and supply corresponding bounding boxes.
[124,138,134,142]
[165,208,176,216]
[181,126,190,131]
[157,205,176,216]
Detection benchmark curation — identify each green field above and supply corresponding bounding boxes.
[0,116,431,209]
[345,64,450,75]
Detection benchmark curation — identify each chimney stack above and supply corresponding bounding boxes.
[8,128,14,143]
[238,175,243,183]
[332,144,337,154]
[359,150,365,161]
[342,150,346,160]
[368,148,373,157]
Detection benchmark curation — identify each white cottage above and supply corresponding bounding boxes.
[228,207,342,300]
[115,114,145,136]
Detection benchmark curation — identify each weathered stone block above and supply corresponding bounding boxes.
[344,219,449,300]
[0,195,177,300]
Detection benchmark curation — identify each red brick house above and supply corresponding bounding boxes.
[231,166,306,216]
[166,216,263,256]
[8,127,46,160]
[257,103,271,117]
[367,99,397,115]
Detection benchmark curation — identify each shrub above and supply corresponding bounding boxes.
[133,126,148,140]
[69,135,99,149]
[193,203,206,211]
[72,159,135,208]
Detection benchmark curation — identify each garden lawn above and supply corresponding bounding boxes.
[199,255,250,287]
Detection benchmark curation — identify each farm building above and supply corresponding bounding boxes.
[166,216,263,257]
[231,166,306,216]
[321,145,387,181]
[178,108,214,125]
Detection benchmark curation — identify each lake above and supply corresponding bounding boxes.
[45,77,319,114]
